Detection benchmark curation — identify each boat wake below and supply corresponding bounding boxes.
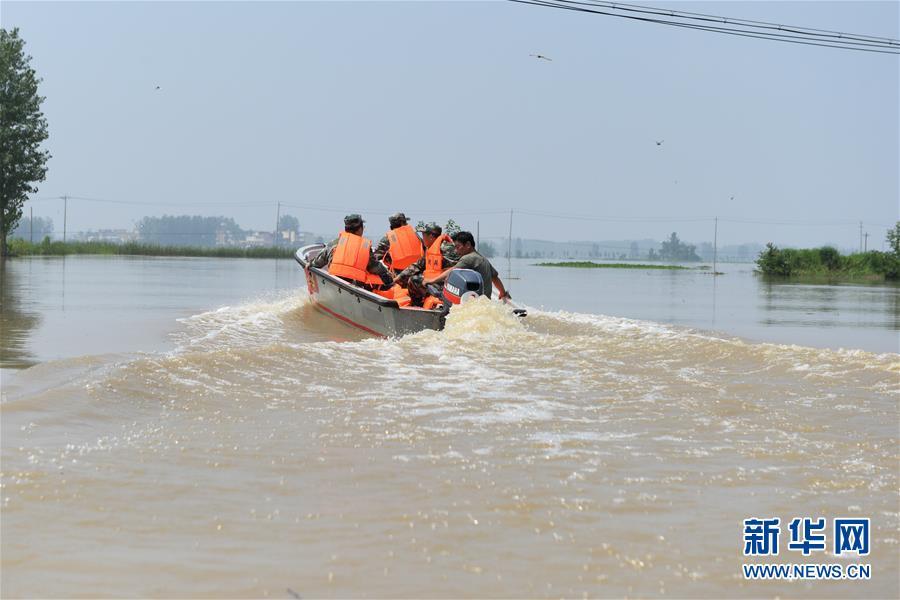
[3,288,898,598]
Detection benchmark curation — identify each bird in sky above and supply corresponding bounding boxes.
[530,54,552,61]
[656,140,664,146]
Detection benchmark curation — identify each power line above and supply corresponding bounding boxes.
[719,217,860,227]
[24,195,894,230]
[15,231,248,236]
[516,210,896,228]
[509,0,900,55]
[279,202,509,217]
[517,209,711,222]
[27,196,511,216]
[554,0,899,46]
[29,195,271,207]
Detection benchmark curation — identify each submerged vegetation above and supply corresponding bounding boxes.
[7,238,295,259]
[536,261,695,270]
[756,243,900,281]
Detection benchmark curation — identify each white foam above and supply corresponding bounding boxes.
[172,289,308,351]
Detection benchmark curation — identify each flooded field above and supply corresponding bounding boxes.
[2,256,898,598]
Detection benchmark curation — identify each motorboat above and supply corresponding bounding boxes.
[294,244,446,337]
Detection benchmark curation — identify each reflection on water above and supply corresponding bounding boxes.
[509,260,900,353]
[2,258,899,598]
[3,258,900,371]
[758,278,900,333]
[2,289,898,598]
[0,259,42,370]
[1,256,308,374]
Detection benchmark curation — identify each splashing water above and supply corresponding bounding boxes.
[2,289,897,598]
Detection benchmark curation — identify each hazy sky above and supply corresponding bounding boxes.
[5,1,898,248]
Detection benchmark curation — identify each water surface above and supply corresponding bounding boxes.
[1,256,897,598]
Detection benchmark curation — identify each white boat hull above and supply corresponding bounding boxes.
[295,245,444,337]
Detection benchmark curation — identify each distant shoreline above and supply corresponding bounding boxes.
[755,244,899,281]
[6,239,296,259]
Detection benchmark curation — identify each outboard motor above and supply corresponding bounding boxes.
[441,269,483,310]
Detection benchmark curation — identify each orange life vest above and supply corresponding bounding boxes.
[329,231,382,285]
[386,225,424,271]
[424,234,453,280]
[393,285,411,307]
[372,284,412,307]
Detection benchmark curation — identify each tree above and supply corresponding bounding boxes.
[756,242,791,276]
[443,219,460,236]
[11,215,52,240]
[415,218,461,236]
[276,214,300,245]
[658,232,701,262]
[479,240,497,258]
[1,29,51,258]
[136,215,244,247]
[887,222,900,256]
[278,214,300,234]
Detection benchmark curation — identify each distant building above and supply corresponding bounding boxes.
[215,227,241,247]
[296,231,320,246]
[242,231,275,247]
[75,229,136,244]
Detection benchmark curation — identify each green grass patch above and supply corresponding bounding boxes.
[756,243,899,281]
[7,238,295,259]
[535,261,693,270]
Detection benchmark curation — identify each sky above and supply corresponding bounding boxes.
[4,1,898,249]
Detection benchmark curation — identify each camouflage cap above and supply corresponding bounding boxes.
[388,212,408,228]
[417,222,442,235]
[343,214,365,228]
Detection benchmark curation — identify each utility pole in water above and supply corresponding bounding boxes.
[507,209,513,281]
[713,216,718,275]
[274,201,281,247]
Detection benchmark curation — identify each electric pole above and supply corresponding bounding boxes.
[63,195,68,242]
[274,201,281,247]
[713,216,718,274]
[30,206,33,243]
[507,209,513,281]
[864,232,869,252]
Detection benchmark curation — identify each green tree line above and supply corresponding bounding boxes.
[136,215,245,247]
[756,223,900,280]
[10,215,53,240]
[1,28,51,257]
[7,237,295,259]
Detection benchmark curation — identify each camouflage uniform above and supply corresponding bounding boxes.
[311,215,393,289]
[395,238,459,306]
[373,212,413,267]
[373,235,391,262]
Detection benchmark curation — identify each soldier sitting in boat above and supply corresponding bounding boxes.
[311,214,393,290]
[393,222,459,308]
[373,212,425,274]
[425,230,511,302]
